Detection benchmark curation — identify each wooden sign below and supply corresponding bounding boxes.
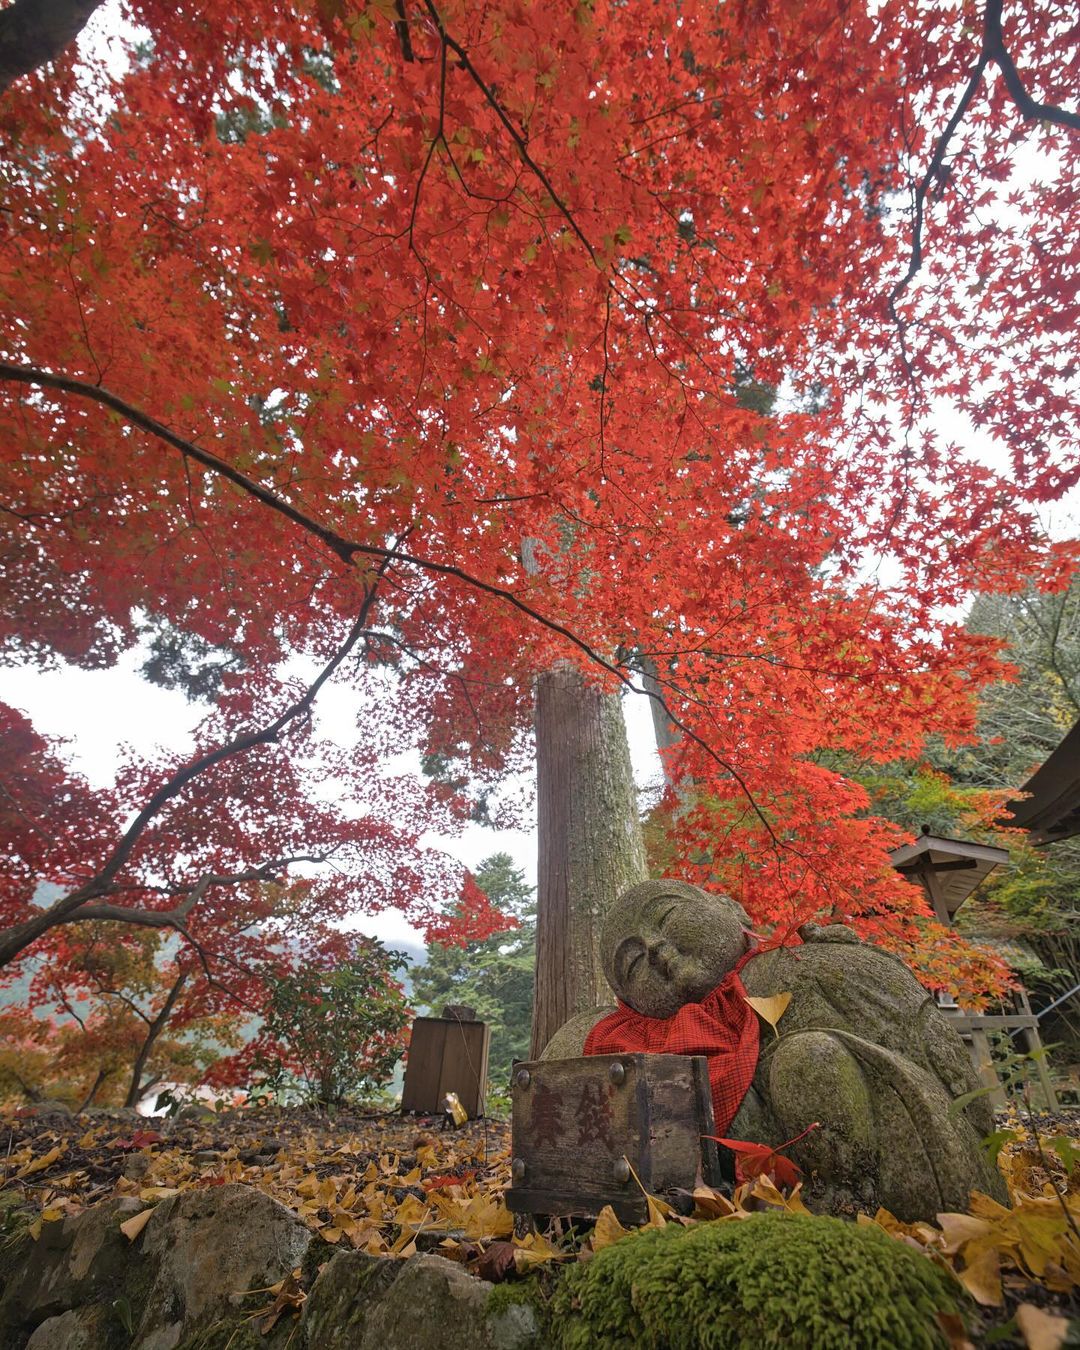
[506,1053,726,1223]
[401,1016,491,1119]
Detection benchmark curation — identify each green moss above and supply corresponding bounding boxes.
[486,1274,550,1339]
[552,1212,966,1350]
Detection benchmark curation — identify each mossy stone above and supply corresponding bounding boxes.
[299,1249,400,1347]
[552,1212,966,1350]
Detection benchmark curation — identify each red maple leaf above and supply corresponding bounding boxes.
[706,1122,821,1188]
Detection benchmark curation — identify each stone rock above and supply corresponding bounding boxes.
[360,1255,493,1350]
[25,1306,111,1350]
[132,1184,313,1350]
[302,1252,540,1350]
[0,1196,144,1332]
[173,1104,218,1126]
[22,1100,73,1119]
[300,1250,401,1347]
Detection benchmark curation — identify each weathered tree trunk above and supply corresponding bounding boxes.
[0,0,105,95]
[530,661,647,1057]
[124,970,187,1108]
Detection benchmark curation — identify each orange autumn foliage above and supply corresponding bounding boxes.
[0,0,1077,1004]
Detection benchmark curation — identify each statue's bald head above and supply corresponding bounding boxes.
[602,879,750,1018]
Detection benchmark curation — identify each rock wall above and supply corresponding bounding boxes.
[0,1186,542,1350]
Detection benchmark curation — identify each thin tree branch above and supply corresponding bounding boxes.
[0,361,358,565]
[0,595,379,967]
[125,969,188,1108]
[890,54,990,308]
[420,0,599,266]
[984,0,1080,132]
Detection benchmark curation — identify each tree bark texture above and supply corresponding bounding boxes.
[124,970,187,1108]
[0,0,105,96]
[530,660,647,1057]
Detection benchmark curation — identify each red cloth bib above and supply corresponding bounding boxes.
[583,959,759,1134]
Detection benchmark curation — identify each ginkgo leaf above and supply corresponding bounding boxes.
[957,1247,1003,1307]
[1015,1303,1072,1350]
[120,1209,154,1241]
[743,993,792,1039]
[591,1205,632,1251]
[17,1147,62,1178]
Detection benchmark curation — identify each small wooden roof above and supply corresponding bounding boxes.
[1001,719,1080,845]
[889,834,1008,922]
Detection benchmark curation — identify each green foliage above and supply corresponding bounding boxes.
[252,940,409,1107]
[551,1212,965,1350]
[411,854,535,1088]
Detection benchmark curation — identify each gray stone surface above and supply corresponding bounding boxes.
[361,1255,494,1350]
[301,1251,541,1350]
[0,1186,544,1350]
[600,879,750,1018]
[21,1102,72,1120]
[24,1307,111,1350]
[0,1196,143,1331]
[300,1249,400,1347]
[545,877,1009,1222]
[132,1184,313,1349]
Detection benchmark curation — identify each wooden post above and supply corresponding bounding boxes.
[968,1026,1008,1111]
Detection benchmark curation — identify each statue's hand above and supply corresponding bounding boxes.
[798,922,860,945]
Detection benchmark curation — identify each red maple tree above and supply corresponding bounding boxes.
[0,0,1077,1022]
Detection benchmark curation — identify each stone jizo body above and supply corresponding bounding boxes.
[543,879,1007,1221]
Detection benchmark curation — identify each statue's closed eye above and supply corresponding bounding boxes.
[615,939,645,987]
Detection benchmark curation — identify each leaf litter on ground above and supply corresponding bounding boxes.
[2,1101,1080,1345]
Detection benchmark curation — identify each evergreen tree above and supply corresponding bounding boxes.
[412,854,535,1088]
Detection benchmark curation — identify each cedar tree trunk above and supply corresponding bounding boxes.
[529,660,647,1057]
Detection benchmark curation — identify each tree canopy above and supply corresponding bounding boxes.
[0,0,1078,1011]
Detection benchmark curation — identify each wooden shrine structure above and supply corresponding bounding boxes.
[400,1007,491,1119]
[1001,718,1080,844]
[890,832,1058,1108]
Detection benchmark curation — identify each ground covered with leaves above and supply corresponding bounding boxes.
[2,1104,1080,1347]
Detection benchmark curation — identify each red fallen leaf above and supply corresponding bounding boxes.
[473,1240,517,1283]
[111,1131,164,1151]
[706,1122,821,1188]
[422,1170,477,1191]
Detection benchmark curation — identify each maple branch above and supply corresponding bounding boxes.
[125,969,188,1108]
[983,0,1080,132]
[892,0,1077,308]
[0,361,777,843]
[0,0,104,96]
[393,0,415,63]
[0,594,379,966]
[0,362,358,566]
[890,53,990,308]
[420,0,599,266]
[48,866,282,933]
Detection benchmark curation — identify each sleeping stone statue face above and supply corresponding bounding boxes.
[601,879,751,1019]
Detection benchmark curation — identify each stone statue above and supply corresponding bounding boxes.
[542,878,1008,1221]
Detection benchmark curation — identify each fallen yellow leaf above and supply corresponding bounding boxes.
[591,1205,631,1252]
[1015,1303,1071,1350]
[744,992,792,1038]
[120,1209,154,1242]
[957,1247,1003,1307]
[17,1146,63,1178]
